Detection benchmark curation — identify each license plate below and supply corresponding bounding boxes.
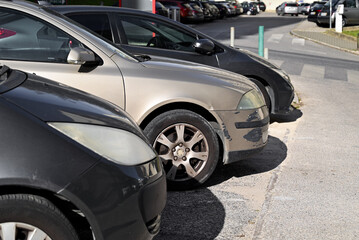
[310,12,316,15]
[321,12,327,16]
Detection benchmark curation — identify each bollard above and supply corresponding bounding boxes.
[258,26,264,57]
[264,48,269,59]
[230,27,235,47]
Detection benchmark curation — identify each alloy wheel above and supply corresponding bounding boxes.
[154,123,209,181]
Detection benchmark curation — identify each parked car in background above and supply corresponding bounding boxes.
[206,1,220,19]
[210,1,228,18]
[158,0,203,23]
[317,0,359,27]
[156,1,169,17]
[276,2,299,16]
[229,0,244,15]
[242,1,259,15]
[258,1,267,11]
[0,0,269,189]
[0,65,166,240]
[299,2,311,14]
[191,0,216,21]
[187,1,206,21]
[307,1,327,23]
[51,5,294,120]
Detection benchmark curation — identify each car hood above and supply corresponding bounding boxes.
[140,56,257,93]
[1,68,144,138]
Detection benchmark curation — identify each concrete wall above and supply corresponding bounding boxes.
[120,0,153,11]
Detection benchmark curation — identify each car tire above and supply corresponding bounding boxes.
[249,78,271,113]
[342,17,347,27]
[0,194,79,240]
[144,109,219,189]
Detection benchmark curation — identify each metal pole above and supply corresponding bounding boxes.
[258,26,264,57]
[230,27,235,47]
[329,0,332,29]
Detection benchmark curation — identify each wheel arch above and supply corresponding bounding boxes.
[139,101,225,164]
[0,185,94,240]
[245,75,275,112]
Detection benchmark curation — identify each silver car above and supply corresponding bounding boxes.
[0,0,269,188]
[276,2,299,16]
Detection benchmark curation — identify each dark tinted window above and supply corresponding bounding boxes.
[66,13,113,42]
[118,15,197,52]
[286,3,298,7]
[0,9,81,63]
[344,0,356,8]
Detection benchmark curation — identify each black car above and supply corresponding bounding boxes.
[210,1,227,18]
[307,1,327,23]
[0,65,166,240]
[242,1,259,15]
[52,6,295,119]
[259,1,267,11]
[317,0,359,27]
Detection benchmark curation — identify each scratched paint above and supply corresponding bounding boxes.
[247,110,260,122]
[222,123,232,141]
[244,128,262,142]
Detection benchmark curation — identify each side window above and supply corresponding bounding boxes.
[118,15,197,52]
[344,0,356,7]
[0,9,81,63]
[66,13,113,42]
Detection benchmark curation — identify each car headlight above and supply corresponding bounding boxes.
[237,89,266,110]
[48,123,157,166]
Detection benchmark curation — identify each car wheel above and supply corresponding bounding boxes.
[249,78,271,113]
[295,14,298,16]
[144,109,219,189]
[0,194,79,240]
[342,17,347,27]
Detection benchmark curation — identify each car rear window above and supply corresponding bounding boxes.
[286,3,298,6]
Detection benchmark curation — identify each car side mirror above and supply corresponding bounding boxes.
[193,39,215,55]
[67,47,96,65]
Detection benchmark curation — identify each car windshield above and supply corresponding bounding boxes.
[324,0,341,6]
[41,6,140,62]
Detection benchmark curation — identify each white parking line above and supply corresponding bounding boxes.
[347,70,359,84]
[301,64,325,79]
[267,34,284,43]
[292,38,305,46]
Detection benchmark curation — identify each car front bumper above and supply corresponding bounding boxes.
[59,156,167,240]
[214,106,269,164]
